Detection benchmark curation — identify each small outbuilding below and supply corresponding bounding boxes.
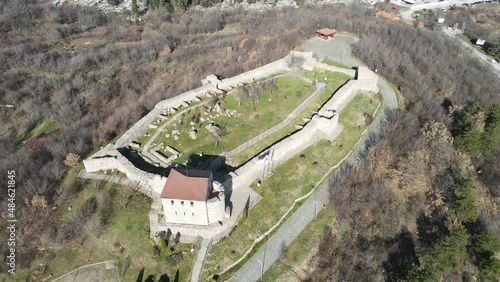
[316,28,336,40]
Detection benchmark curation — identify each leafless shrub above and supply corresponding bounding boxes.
[64,153,80,167]
[286,52,305,68]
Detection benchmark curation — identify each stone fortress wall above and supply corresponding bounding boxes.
[230,66,379,189]
[82,50,378,238]
[83,144,166,196]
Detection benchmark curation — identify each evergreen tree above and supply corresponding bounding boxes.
[131,0,140,17]
[482,104,500,153]
[453,178,478,223]
[453,103,485,156]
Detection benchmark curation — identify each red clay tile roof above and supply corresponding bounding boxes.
[23,134,47,151]
[160,168,212,201]
[376,11,400,21]
[316,28,337,36]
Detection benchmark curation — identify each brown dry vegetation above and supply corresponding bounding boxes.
[0,0,499,280]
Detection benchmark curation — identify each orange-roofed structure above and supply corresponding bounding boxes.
[316,28,336,40]
[376,11,400,21]
[160,168,225,226]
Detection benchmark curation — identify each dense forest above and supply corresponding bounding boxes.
[0,0,499,280]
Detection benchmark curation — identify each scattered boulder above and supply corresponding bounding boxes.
[189,130,198,140]
[206,124,220,136]
[163,45,172,55]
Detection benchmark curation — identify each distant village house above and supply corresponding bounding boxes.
[376,10,400,21]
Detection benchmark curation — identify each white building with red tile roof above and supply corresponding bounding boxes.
[160,168,225,226]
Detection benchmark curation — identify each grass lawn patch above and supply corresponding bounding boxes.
[24,117,59,139]
[201,93,380,281]
[153,75,314,164]
[229,71,351,166]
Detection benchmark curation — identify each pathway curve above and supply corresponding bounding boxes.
[228,77,397,282]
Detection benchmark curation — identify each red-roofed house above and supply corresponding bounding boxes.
[160,168,225,225]
[376,11,400,21]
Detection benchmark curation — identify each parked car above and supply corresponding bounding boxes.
[487,58,499,64]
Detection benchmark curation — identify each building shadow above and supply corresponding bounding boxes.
[117,147,170,176]
[186,154,233,172]
[219,173,234,216]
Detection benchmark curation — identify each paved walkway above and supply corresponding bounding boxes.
[400,0,484,20]
[303,35,359,67]
[191,239,211,282]
[228,77,397,282]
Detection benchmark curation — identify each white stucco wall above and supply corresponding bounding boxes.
[162,199,210,225]
[207,192,225,224]
[161,192,225,226]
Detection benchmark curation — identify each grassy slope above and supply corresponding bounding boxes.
[24,117,59,139]
[8,171,196,282]
[262,204,343,281]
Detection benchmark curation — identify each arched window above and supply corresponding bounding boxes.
[171,200,174,205]
[181,201,184,206]
[190,202,194,207]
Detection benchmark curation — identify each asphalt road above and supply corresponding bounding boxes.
[228,40,398,282]
[400,0,484,20]
[441,28,500,75]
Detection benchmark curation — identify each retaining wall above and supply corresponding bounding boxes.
[83,146,166,195]
[231,69,379,190]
